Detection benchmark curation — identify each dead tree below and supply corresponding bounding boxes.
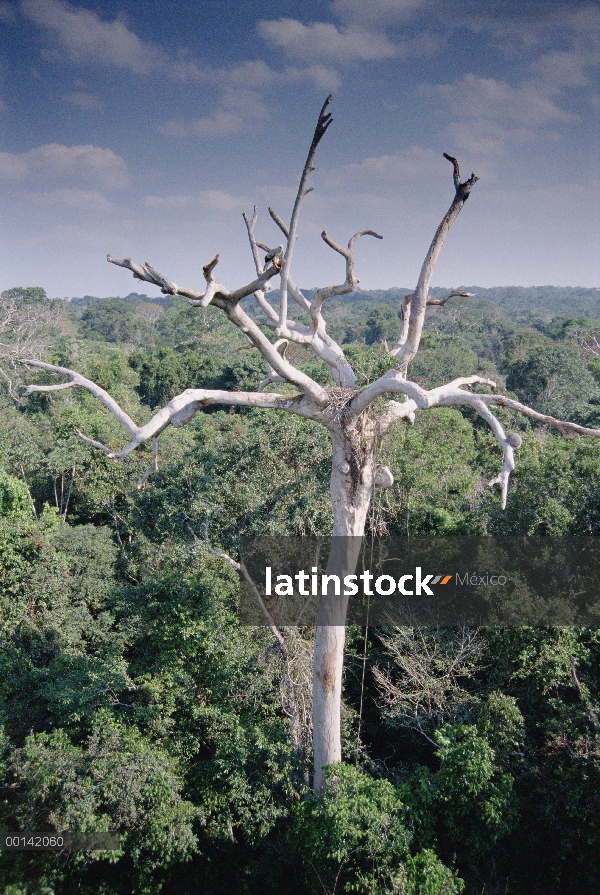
[21,96,600,793]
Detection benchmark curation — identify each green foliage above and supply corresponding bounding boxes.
[505,342,599,424]
[380,408,479,536]
[0,469,32,522]
[292,764,463,894]
[364,307,399,345]
[9,714,197,856]
[483,433,600,535]
[1,715,197,895]
[1,287,49,305]
[132,410,333,547]
[409,333,480,389]
[400,723,518,862]
[343,342,393,385]
[588,354,600,381]
[129,348,214,408]
[476,692,525,755]
[0,519,131,739]
[118,544,304,846]
[80,300,153,345]
[5,282,600,894]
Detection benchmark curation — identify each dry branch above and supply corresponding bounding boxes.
[389,154,479,365]
[311,229,382,335]
[19,358,323,473]
[277,95,333,336]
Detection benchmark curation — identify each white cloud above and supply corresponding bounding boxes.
[0,152,29,179]
[20,0,161,74]
[258,17,398,63]
[284,64,341,91]
[0,143,130,189]
[220,59,274,90]
[446,120,539,159]
[335,145,444,183]
[62,90,105,110]
[221,85,269,120]
[161,74,272,138]
[424,73,574,128]
[33,188,112,210]
[169,55,341,92]
[145,190,242,213]
[159,111,245,139]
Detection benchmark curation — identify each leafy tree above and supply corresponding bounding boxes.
[292,763,463,894]
[0,468,32,522]
[505,342,599,424]
[129,348,214,408]
[80,300,153,345]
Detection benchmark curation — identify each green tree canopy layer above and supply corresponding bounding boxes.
[1,285,599,894]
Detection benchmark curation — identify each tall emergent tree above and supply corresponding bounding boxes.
[21,97,600,793]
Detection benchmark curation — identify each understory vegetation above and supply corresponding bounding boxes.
[1,284,600,894]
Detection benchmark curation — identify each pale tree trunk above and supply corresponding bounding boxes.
[312,424,376,793]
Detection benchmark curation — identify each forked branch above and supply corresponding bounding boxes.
[390,154,479,367]
[108,251,328,404]
[19,359,320,472]
[350,371,600,507]
[108,252,281,309]
[387,289,474,356]
[311,230,383,335]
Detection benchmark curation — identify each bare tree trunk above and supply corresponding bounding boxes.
[312,424,375,793]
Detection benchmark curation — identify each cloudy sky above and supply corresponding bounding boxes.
[0,0,599,297]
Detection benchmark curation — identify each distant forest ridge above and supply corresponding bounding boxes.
[64,285,600,321]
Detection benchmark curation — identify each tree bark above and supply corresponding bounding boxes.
[312,425,375,793]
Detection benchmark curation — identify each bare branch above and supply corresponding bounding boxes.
[579,333,600,357]
[20,359,328,467]
[242,206,264,277]
[212,300,329,403]
[137,437,159,489]
[107,255,205,301]
[470,397,515,509]
[350,369,433,415]
[108,252,281,310]
[226,213,358,389]
[278,95,333,336]
[287,276,312,312]
[201,540,288,656]
[21,359,139,440]
[0,290,63,398]
[240,210,282,319]
[390,154,479,367]
[351,369,600,507]
[389,287,474,356]
[76,431,119,455]
[477,395,600,439]
[22,380,78,395]
[110,249,328,402]
[443,152,461,191]
[258,338,289,392]
[426,288,475,307]
[268,206,290,239]
[310,229,383,335]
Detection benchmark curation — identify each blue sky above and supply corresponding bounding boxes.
[0,0,598,297]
